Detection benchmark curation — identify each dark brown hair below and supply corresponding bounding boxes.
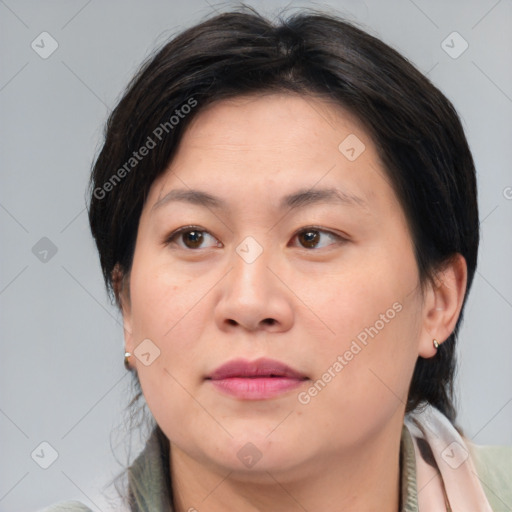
[89,5,478,440]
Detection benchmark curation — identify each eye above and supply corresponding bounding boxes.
[164,226,346,251]
[164,226,222,250]
[290,227,346,249]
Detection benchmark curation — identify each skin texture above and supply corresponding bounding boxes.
[119,93,467,511]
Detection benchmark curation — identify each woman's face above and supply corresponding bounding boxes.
[122,93,436,480]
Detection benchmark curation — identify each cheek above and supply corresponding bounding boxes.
[295,301,420,449]
[304,259,416,351]
[128,255,222,388]
[298,248,421,415]
[128,264,211,440]
[129,256,197,338]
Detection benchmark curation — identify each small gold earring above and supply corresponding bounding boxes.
[124,351,132,370]
[433,339,439,349]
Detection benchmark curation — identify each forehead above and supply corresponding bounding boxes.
[146,93,397,215]
[180,92,370,149]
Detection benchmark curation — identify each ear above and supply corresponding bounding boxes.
[418,254,468,358]
[112,264,135,361]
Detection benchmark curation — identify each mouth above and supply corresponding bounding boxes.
[206,358,309,400]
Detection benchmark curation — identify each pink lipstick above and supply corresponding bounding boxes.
[206,358,308,400]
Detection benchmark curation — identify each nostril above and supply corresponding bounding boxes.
[225,318,276,327]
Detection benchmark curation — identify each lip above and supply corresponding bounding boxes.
[206,358,308,400]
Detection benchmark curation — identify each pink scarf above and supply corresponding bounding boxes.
[405,404,493,511]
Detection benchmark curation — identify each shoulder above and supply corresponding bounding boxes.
[468,442,512,511]
[41,501,94,512]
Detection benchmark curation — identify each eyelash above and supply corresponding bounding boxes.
[163,225,347,250]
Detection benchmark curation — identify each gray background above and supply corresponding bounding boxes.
[1,0,511,510]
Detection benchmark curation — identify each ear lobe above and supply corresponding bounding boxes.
[112,264,134,353]
[418,254,468,358]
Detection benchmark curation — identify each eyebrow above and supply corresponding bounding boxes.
[151,187,368,212]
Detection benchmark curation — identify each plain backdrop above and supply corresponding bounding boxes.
[1,0,511,510]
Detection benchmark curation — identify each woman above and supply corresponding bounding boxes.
[48,6,511,512]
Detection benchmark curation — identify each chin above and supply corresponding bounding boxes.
[208,428,309,476]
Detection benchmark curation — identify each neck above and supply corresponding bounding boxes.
[169,417,403,512]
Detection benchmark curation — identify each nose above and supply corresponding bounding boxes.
[214,241,294,333]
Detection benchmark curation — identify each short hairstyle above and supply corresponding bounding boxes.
[88,6,479,422]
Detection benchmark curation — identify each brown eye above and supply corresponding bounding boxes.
[165,227,221,250]
[298,230,320,248]
[182,230,204,249]
[293,228,344,249]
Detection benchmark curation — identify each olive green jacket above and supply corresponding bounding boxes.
[44,424,512,511]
